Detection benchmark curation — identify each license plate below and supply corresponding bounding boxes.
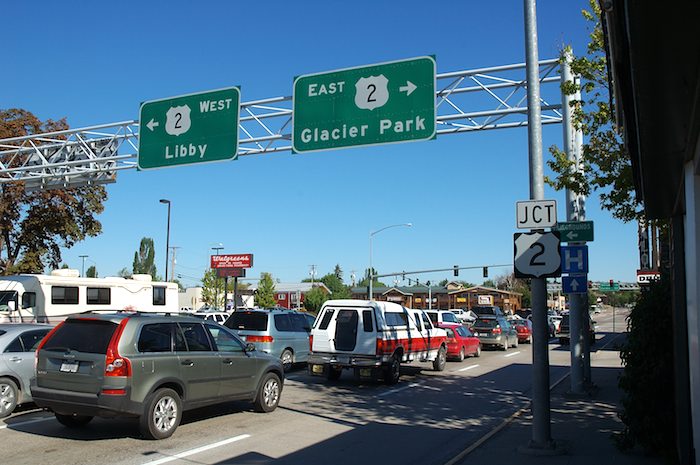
[312,364,324,374]
[60,362,79,373]
[359,368,372,377]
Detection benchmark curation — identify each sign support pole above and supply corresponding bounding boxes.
[561,50,585,396]
[521,0,559,454]
[233,277,238,312]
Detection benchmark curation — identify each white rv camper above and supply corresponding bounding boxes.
[0,269,179,323]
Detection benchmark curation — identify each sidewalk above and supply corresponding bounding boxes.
[452,358,664,464]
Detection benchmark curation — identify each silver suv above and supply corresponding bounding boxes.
[224,309,315,372]
[31,312,283,439]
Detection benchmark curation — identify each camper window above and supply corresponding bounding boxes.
[51,286,79,305]
[153,286,166,306]
[0,291,18,311]
[22,292,36,308]
[87,287,111,305]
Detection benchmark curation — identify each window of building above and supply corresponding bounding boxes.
[87,287,111,305]
[51,286,79,305]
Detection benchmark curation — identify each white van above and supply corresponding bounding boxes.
[308,300,448,384]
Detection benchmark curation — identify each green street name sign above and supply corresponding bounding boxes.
[554,220,594,242]
[138,87,240,170]
[292,56,436,153]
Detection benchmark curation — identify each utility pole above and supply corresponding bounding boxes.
[169,246,180,283]
[309,265,316,285]
[79,255,88,277]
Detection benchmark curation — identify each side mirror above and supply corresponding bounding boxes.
[245,343,256,353]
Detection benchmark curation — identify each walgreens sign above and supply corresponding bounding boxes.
[210,254,253,269]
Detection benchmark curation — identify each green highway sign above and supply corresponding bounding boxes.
[138,87,240,170]
[292,56,436,153]
[599,282,620,292]
[554,220,594,242]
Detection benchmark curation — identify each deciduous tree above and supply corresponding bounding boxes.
[0,109,107,274]
[255,272,277,308]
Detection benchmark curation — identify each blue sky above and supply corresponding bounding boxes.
[4,1,638,288]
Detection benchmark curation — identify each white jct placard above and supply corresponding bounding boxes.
[516,199,557,229]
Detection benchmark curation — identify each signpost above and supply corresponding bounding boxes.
[138,87,240,170]
[599,282,620,292]
[210,254,253,269]
[562,275,587,294]
[513,231,562,278]
[560,245,589,274]
[292,56,436,153]
[516,199,557,229]
[554,220,595,242]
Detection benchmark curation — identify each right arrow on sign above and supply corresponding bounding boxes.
[399,81,417,96]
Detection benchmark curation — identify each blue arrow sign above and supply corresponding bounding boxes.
[563,275,588,294]
[561,245,589,274]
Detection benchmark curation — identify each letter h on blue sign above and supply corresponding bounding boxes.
[561,245,589,274]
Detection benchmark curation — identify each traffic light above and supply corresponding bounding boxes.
[588,280,593,289]
[609,279,614,287]
[454,265,459,277]
[483,267,488,278]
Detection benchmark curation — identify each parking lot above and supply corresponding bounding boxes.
[0,309,625,465]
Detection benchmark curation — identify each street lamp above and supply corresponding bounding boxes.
[369,223,412,301]
[159,199,171,281]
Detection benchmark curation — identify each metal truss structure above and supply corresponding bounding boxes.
[0,58,563,191]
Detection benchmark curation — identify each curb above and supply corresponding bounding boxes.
[443,371,570,465]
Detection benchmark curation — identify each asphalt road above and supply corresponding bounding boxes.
[0,307,627,465]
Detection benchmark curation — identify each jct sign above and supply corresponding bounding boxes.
[210,254,253,269]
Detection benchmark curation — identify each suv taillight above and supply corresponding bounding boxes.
[105,319,131,377]
[309,335,314,351]
[35,321,64,368]
[246,335,274,343]
[376,337,384,354]
[492,327,502,334]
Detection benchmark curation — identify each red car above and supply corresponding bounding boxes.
[511,318,533,343]
[438,323,481,361]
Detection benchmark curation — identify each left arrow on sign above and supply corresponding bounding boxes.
[146,119,159,132]
[399,81,417,96]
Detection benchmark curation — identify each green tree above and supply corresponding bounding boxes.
[320,273,351,299]
[357,268,387,288]
[545,1,640,222]
[255,272,277,308]
[0,109,107,274]
[201,269,224,307]
[482,279,497,288]
[303,287,328,314]
[132,237,157,279]
[117,267,131,278]
[86,265,97,278]
[333,264,343,280]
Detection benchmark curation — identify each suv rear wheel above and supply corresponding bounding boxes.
[140,388,182,440]
[55,413,93,428]
[254,372,281,413]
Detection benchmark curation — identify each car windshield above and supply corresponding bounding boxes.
[224,312,268,331]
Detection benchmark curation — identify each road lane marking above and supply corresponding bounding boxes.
[143,434,251,465]
[377,382,420,397]
[458,364,479,372]
[504,351,521,358]
[0,416,54,430]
